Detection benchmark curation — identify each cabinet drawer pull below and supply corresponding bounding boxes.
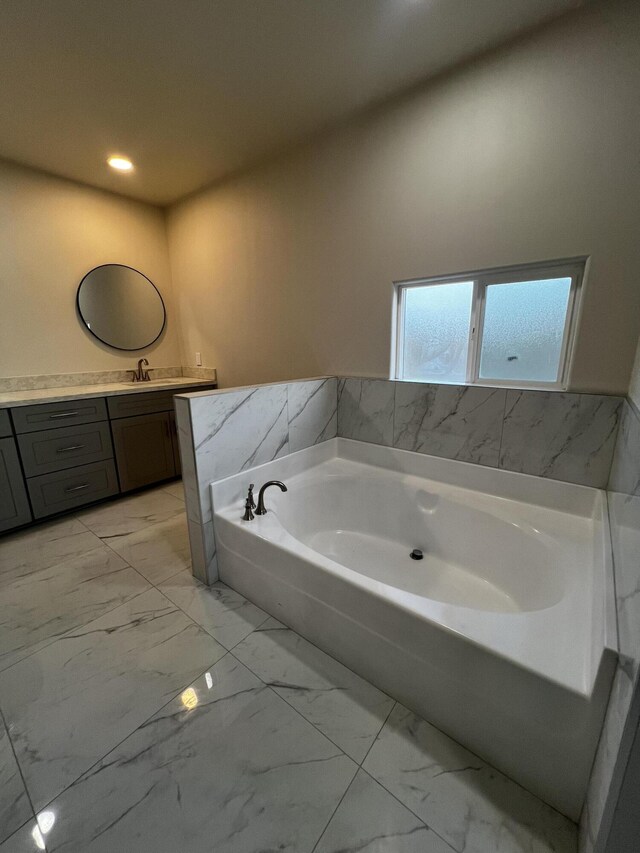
[64,483,90,493]
[49,411,80,419]
[56,444,86,453]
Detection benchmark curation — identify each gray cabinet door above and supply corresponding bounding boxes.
[0,437,33,532]
[111,412,176,492]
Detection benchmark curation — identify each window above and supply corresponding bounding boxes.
[393,258,584,389]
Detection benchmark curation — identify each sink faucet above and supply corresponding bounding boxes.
[255,480,288,515]
[130,358,152,382]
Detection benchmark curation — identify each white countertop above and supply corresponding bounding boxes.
[0,377,216,408]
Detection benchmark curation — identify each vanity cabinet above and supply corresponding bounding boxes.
[107,386,204,491]
[0,437,33,532]
[12,400,119,520]
[1,382,214,531]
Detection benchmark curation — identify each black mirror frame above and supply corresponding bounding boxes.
[76,263,167,351]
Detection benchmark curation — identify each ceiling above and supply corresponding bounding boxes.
[0,0,585,206]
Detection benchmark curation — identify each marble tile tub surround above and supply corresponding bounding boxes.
[178,374,621,583]
[580,397,640,853]
[338,377,622,489]
[175,376,337,583]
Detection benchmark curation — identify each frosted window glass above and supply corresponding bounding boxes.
[402,282,473,383]
[479,278,572,383]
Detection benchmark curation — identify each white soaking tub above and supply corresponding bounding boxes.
[211,438,617,820]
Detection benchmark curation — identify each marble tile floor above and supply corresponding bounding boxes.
[0,482,577,852]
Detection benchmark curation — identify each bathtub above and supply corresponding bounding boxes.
[211,438,617,820]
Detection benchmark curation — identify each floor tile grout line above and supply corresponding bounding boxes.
[25,651,234,817]
[224,608,397,722]
[228,609,578,833]
[5,490,573,848]
[226,646,372,766]
[0,706,38,831]
[96,521,274,655]
[358,698,396,768]
[0,818,50,853]
[0,578,157,678]
[2,506,235,817]
[361,704,577,837]
[309,767,360,853]
[355,764,458,853]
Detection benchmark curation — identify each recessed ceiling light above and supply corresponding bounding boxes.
[107,155,134,172]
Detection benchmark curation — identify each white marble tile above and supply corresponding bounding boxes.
[288,378,337,452]
[0,517,100,583]
[161,480,185,501]
[158,572,268,649]
[185,517,214,584]
[103,514,191,585]
[77,489,185,538]
[0,719,32,845]
[0,587,225,810]
[191,383,290,522]
[499,390,621,487]
[338,378,395,446]
[43,655,356,853]
[233,618,395,763]
[0,822,46,853]
[0,544,150,672]
[363,705,576,853]
[608,400,640,496]
[580,665,634,853]
[579,402,640,851]
[394,383,505,467]
[609,491,640,678]
[174,396,202,524]
[315,769,453,853]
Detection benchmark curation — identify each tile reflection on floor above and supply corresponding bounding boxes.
[0,481,577,853]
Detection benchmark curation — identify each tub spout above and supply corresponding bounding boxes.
[255,480,287,515]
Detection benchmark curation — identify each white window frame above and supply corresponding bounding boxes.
[392,257,586,391]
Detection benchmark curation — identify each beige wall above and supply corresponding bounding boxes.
[167,0,640,393]
[0,159,181,378]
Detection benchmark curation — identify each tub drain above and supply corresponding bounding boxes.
[410,549,423,560]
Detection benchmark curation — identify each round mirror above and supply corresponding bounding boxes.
[76,264,166,351]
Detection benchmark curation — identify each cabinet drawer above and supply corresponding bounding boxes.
[107,385,215,419]
[12,398,108,434]
[27,459,118,519]
[18,421,114,477]
[0,437,32,532]
[0,409,12,438]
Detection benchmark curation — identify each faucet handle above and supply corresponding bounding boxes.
[248,484,256,509]
[242,493,254,521]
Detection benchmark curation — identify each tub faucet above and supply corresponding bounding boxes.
[255,480,287,515]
